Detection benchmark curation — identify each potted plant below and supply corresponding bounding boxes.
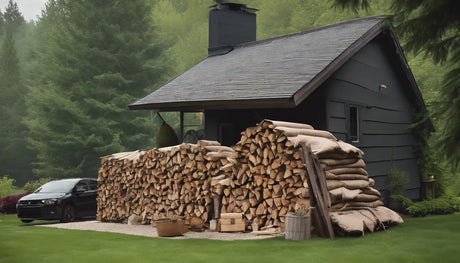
[387,168,410,213]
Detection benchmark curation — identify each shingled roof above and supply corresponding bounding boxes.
[129,16,388,111]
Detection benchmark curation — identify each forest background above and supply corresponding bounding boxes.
[0,0,457,196]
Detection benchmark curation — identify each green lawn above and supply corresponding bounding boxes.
[1,213,459,263]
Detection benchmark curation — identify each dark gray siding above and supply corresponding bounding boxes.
[204,89,327,146]
[322,38,422,200]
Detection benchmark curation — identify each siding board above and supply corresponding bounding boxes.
[362,120,412,134]
[322,38,422,199]
[363,146,416,162]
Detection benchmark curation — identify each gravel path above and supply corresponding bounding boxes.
[39,221,282,240]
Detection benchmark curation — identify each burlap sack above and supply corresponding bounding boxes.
[329,187,361,201]
[320,158,362,168]
[331,200,384,210]
[326,180,345,190]
[337,140,364,156]
[288,135,340,154]
[316,152,359,159]
[326,172,369,180]
[273,126,336,140]
[358,209,377,232]
[330,211,366,234]
[327,167,368,176]
[266,119,314,130]
[373,206,403,224]
[361,187,381,197]
[353,193,381,202]
[341,179,370,189]
[369,178,375,187]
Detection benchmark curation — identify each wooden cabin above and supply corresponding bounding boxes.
[129,3,430,200]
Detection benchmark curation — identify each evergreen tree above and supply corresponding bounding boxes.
[3,0,24,33]
[0,0,31,185]
[25,0,167,178]
[0,10,4,33]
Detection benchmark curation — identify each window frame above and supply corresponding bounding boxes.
[347,104,360,143]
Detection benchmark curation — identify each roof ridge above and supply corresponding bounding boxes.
[234,15,386,50]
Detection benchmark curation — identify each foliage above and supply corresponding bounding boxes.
[0,176,21,198]
[2,0,25,34]
[1,213,460,262]
[0,10,3,33]
[24,0,167,178]
[0,192,28,213]
[0,0,32,187]
[410,114,448,197]
[23,178,53,193]
[407,196,460,217]
[0,175,26,213]
[389,194,413,208]
[387,168,410,196]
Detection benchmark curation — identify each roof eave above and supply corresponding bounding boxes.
[128,98,296,112]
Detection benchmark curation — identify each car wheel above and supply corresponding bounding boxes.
[61,205,76,223]
[21,219,34,223]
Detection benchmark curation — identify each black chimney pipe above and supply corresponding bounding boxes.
[208,3,258,56]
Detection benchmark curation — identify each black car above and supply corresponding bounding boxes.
[17,178,97,223]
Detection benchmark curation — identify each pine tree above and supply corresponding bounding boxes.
[0,0,31,185]
[25,0,167,178]
[3,0,24,33]
[0,10,4,33]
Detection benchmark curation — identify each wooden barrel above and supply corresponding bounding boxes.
[285,215,311,240]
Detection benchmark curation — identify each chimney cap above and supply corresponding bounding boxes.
[209,2,258,13]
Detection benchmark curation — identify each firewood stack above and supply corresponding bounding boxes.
[97,150,145,222]
[202,142,238,198]
[223,120,311,229]
[98,142,218,224]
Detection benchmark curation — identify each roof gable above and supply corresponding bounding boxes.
[129,17,386,110]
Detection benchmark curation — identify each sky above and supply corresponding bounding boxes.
[0,0,48,21]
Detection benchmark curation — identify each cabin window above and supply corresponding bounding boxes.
[348,105,359,142]
[181,112,205,143]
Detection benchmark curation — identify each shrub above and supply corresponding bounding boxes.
[407,196,460,217]
[388,168,410,195]
[0,176,21,198]
[390,194,414,208]
[23,178,54,193]
[0,193,29,214]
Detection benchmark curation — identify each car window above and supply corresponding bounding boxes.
[34,180,79,193]
[75,180,89,192]
[89,180,97,191]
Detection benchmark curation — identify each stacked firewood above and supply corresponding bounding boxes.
[98,142,219,224]
[97,150,144,222]
[219,120,311,229]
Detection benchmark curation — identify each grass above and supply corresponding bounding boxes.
[1,213,459,263]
